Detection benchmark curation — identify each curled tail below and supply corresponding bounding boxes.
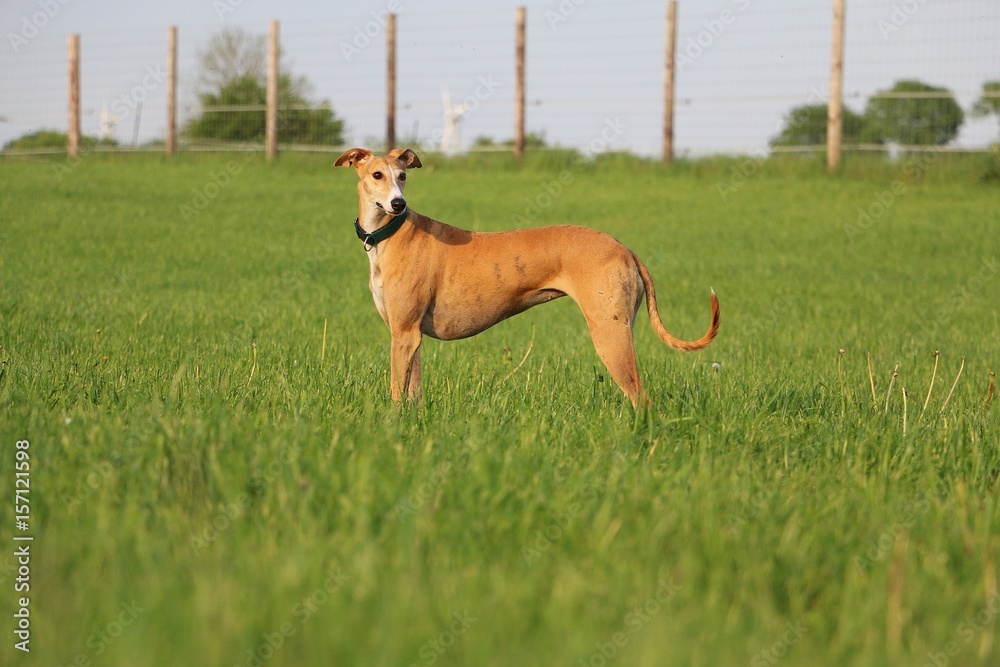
[634,254,720,351]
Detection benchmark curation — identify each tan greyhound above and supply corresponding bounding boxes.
[335,147,720,407]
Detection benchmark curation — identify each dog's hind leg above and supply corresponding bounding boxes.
[570,258,650,407]
[585,318,649,408]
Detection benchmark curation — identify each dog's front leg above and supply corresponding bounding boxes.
[389,328,422,403]
[406,347,422,402]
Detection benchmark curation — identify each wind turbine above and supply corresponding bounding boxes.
[440,84,467,155]
[99,101,119,142]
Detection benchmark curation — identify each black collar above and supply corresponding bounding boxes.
[354,211,407,248]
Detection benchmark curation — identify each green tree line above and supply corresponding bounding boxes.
[772,79,1000,148]
[183,28,344,146]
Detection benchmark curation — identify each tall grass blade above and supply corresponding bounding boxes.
[867,352,878,413]
[884,364,899,413]
[922,350,939,414]
[940,356,965,414]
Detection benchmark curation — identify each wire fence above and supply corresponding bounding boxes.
[1,0,998,159]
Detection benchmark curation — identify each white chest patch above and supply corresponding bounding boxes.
[368,252,388,322]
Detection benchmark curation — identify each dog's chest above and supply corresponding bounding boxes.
[367,253,388,322]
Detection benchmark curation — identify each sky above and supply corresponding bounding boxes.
[1,0,998,155]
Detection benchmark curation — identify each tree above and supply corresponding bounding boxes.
[861,80,963,146]
[2,130,117,152]
[194,28,267,96]
[473,133,548,150]
[183,75,342,144]
[971,80,1000,141]
[183,28,344,146]
[770,103,864,147]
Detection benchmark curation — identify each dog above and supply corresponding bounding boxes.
[335,147,720,407]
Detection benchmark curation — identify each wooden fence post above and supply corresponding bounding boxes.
[514,7,526,159]
[266,19,279,161]
[662,1,678,164]
[827,0,845,172]
[166,26,177,157]
[386,13,397,151]
[67,34,80,159]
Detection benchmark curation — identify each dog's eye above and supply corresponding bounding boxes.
[372,171,383,180]
[399,173,406,182]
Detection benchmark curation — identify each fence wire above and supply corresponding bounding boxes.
[1,0,997,157]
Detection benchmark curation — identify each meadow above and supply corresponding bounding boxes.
[0,150,998,666]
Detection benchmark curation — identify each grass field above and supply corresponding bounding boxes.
[1,150,999,667]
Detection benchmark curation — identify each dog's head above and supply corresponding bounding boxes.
[335,147,422,216]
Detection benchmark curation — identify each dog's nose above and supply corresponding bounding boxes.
[390,198,406,213]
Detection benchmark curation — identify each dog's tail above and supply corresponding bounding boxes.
[634,253,720,352]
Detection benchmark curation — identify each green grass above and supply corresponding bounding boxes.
[1,152,998,667]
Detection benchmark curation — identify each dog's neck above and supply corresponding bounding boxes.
[357,203,406,234]
[356,209,408,249]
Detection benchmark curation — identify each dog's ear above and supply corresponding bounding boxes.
[334,148,372,168]
[388,148,422,169]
